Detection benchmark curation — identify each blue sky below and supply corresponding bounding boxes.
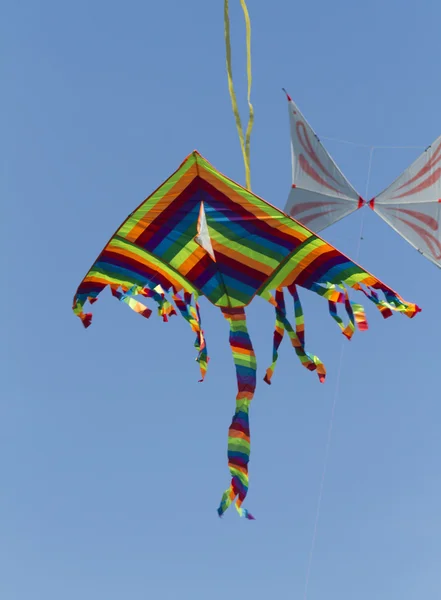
[3,1,441,598]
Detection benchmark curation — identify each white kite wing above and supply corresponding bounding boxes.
[371,134,441,268]
[283,92,363,232]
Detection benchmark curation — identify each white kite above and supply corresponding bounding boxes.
[283,91,441,268]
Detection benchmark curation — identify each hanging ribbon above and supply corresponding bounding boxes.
[264,288,326,385]
[289,283,305,346]
[172,291,209,382]
[224,0,254,190]
[218,307,256,520]
[263,290,286,384]
[328,289,356,340]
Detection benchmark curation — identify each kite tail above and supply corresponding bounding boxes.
[172,291,209,382]
[218,307,256,520]
[264,288,326,384]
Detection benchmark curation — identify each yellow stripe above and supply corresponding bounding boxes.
[224,0,254,190]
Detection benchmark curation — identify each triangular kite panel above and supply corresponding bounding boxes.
[371,134,441,267]
[283,93,363,232]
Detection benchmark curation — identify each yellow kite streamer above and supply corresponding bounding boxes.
[224,0,254,190]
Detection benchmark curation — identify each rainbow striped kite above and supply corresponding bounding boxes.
[73,151,420,519]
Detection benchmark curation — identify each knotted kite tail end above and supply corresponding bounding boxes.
[218,394,254,521]
[235,495,256,520]
[306,352,326,383]
[238,508,256,520]
[217,487,234,518]
[263,368,273,385]
[355,284,422,320]
[73,296,93,328]
[79,311,93,328]
[172,291,210,383]
[414,304,422,317]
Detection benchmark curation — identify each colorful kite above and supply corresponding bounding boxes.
[284,91,441,268]
[73,151,420,519]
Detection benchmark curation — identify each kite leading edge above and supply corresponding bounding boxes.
[73,151,420,520]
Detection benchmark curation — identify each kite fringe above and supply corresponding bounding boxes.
[262,281,420,387]
[73,283,209,382]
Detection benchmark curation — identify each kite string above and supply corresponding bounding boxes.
[302,146,374,600]
[224,0,254,190]
[321,136,424,151]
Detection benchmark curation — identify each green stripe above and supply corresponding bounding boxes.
[109,237,199,295]
[208,219,283,267]
[118,154,197,238]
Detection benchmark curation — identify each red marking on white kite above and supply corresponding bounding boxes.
[296,121,341,187]
[397,142,441,191]
[384,207,438,231]
[395,216,441,259]
[298,154,341,194]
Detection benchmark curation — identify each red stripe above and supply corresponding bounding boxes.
[298,155,341,194]
[385,207,438,231]
[296,121,341,186]
[397,142,441,191]
[392,168,441,199]
[396,217,441,259]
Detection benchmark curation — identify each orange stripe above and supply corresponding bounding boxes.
[228,462,248,475]
[231,345,255,356]
[229,430,250,443]
[277,243,327,289]
[211,239,273,276]
[237,391,253,400]
[175,246,206,276]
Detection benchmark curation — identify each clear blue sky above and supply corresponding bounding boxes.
[3,1,441,598]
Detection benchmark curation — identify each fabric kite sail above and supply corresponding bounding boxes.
[73,151,420,520]
[283,91,364,232]
[369,134,441,268]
